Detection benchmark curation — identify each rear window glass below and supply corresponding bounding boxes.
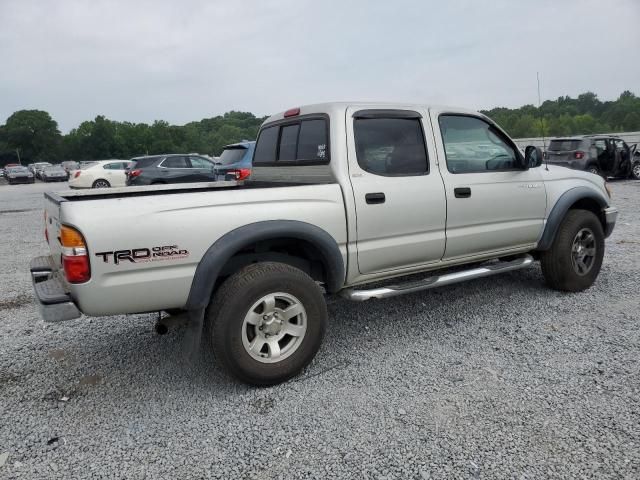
[279,124,300,161]
[254,126,279,164]
[218,147,247,165]
[80,162,98,169]
[549,140,583,151]
[130,157,160,168]
[254,117,329,165]
[298,119,328,161]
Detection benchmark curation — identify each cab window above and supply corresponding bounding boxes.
[439,115,520,173]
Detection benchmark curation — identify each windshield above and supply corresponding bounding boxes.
[218,146,247,165]
[549,140,583,151]
[7,167,29,173]
[45,166,64,172]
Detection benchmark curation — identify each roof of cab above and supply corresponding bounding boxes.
[262,102,484,126]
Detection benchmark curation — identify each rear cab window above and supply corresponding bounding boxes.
[253,116,329,166]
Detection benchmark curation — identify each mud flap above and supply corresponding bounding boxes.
[182,307,205,361]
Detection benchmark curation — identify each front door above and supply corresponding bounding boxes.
[430,110,547,260]
[346,107,447,275]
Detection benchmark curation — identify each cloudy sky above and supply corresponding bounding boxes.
[1,0,639,132]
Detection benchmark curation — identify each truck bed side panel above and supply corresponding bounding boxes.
[59,184,347,315]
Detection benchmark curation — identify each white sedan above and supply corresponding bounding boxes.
[68,160,130,189]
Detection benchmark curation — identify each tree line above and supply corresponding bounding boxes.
[0,111,267,166]
[1,91,639,166]
[482,90,640,139]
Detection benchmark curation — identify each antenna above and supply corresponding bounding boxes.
[537,72,548,170]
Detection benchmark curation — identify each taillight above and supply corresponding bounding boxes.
[574,151,585,159]
[128,169,142,177]
[74,171,81,178]
[230,168,251,180]
[60,225,90,283]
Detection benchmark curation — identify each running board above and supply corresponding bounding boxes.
[341,254,534,301]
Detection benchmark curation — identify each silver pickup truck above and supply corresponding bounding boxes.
[31,102,618,385]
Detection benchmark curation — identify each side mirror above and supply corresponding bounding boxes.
[524,146,543,168]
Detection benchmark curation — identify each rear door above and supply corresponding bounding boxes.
[159,156,191,182]
[346,107,447,274]
[430,110,547,259]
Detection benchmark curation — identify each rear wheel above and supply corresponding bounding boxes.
[540,210,604,292]
[206,262,327,386]
[631,162,640,180]
[92,179,110,188]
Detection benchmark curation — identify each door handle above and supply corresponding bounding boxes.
[365,192,385,204]
[454,187,471,198]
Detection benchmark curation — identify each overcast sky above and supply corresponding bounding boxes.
[1,0,639,132]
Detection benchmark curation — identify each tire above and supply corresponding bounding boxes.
[92,179,110,188]
[206,262,327,386]
[631,162,640,180]
[540,210,604,292]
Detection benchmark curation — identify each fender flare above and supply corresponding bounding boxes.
[537,186,608,251]
[185,220,345,311]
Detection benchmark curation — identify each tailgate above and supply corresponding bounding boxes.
[44,192,63,269]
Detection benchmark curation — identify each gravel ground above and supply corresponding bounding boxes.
[0,179,639,479]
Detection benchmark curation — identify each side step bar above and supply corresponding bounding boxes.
[341,254,534,301]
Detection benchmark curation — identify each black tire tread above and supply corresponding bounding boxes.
[540,209,604,292]
[206,262,326,386]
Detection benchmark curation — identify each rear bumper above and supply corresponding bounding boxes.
[30,256,81,322]
[603,206,618,238]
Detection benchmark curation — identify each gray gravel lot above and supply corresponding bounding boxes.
[0,179,639,479]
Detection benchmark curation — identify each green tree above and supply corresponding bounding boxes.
[3,110,61,162]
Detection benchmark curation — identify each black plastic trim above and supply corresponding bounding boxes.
[185,220,345,310]
[536,186,608,251]
[353,109,422,119]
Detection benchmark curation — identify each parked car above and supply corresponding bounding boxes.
[33,162,52,180]
[68,159,130,189]
[30,102,617,386]
[126,154,219,186]
[546,135,639,179]
[61,161,80,176]
[5,166,35,184]
[216,141,255,180]
[41,165,69,182]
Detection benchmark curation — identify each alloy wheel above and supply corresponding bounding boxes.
[241,292,307,364]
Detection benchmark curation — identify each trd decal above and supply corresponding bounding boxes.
[95,245,189,264]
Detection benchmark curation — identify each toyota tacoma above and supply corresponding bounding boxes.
[30,102,618,385]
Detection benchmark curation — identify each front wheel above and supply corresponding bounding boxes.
[206,262,327,386]
[540,210,604,292]
[631,162,640,180]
